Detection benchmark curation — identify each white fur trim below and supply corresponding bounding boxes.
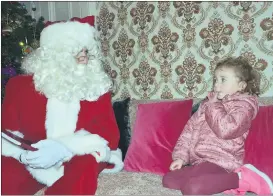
[101,148,124,174]
[1,130,25,160]
[26,132,122,186]
[40,21,98,54]
[23,130,109,187]
[24,130,109,186]
[55,129,109,156]
[26,165,64,187]
[46,98,80,138]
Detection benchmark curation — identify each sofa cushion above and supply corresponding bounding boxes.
[124,99,193,175]
[128,98,201,135]
[244,105,273,181]
[95,171,256,195]
[112,97,131,160]
[96,171,180,195]
[127,97,273,136]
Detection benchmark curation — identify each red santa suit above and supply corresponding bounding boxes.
[1,18,122,195]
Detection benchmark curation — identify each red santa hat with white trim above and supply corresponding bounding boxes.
[39,16,97,53]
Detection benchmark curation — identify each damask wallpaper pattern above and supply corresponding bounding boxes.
[96,1,273,100]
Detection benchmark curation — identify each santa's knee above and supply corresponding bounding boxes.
[1,156,44,195]
[45,155,99,195]
[2,156,26,182]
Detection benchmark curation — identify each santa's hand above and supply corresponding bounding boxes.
[19,151,31,165]
[95,146,111,162]
[24,139,73,169]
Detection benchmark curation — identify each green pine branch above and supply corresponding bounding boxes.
[1,1,45,68]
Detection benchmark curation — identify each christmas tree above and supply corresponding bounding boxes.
[1,1,45,101]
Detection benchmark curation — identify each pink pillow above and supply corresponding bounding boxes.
[124,99,193,175]
[244,105,273,180]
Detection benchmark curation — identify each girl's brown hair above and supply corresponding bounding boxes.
[214,57,260,96]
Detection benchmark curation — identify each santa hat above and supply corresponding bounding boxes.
[40,16,97,53]
[44,16,95,27]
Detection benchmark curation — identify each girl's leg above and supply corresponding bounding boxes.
[181,168,239,195]
[162,161,227,190]
[162,166,195,190]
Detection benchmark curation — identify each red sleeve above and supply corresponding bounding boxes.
[205,99,258,140]
[2,77,20,131]
[87,92,120,150]
[172,117,193,164]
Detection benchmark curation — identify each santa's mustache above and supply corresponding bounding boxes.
[76,49,89,65]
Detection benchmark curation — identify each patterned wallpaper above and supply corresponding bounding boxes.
[96,1,273,100]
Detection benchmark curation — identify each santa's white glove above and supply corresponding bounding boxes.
[19,151,31,165]
[23,139,73,169]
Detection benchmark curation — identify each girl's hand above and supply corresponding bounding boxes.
[170,159,185,171]
[207,91,219,103]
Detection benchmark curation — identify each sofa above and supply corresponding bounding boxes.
[34,96,273,195]
[32,14,273,195]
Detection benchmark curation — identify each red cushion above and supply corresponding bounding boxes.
[124,99,193,175]
[244,105,273,180]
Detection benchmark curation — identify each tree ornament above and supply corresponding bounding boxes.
[2,13,13,35]
[31,39,40,49]
[22,45,33,55]
[31,2,36,11]
[19,41,24,47]
[2,24,13,34]
[20,37,33,55]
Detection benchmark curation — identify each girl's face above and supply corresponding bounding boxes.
[75,48,88,65]
[214,67,247,99]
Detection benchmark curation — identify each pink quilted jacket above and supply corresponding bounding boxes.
[172,93,259,172]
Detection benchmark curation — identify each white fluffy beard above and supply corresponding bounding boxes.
[22,49,112,102]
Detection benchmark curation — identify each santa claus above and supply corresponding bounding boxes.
[1,16,123,195]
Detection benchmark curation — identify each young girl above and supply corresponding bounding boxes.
[162,57,273,195]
